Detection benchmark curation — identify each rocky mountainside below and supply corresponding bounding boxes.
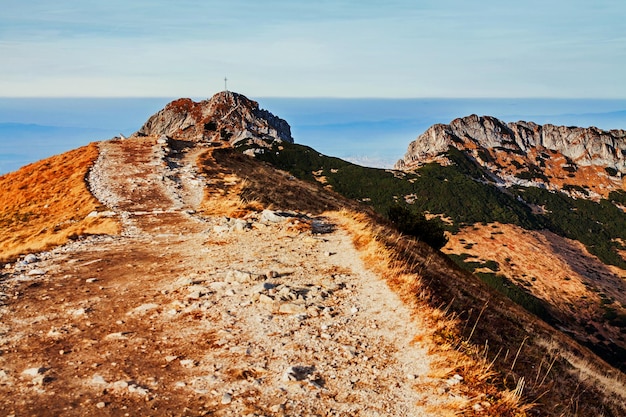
[395,114,626,198]
[388,113,626,375]
[2,93,626,416]
[135,91,293,146]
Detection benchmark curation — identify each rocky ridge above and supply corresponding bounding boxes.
[3,92,626,416]
[0,95,482,416]
[395,114,626,198]
[135,91,293,147]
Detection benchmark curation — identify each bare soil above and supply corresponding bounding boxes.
[0,138,473,416]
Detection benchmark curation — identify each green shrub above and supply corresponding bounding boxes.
[386,204,448,249]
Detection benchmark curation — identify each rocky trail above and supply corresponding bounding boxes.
[0,137,467,416]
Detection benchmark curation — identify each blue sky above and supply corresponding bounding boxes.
[1,0,625,98]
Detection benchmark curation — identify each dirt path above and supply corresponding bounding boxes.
[0,138,464,416]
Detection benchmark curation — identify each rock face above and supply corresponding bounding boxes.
[396,114,626,172]
[134,91,293,146]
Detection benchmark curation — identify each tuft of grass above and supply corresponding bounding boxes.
[333,209,531,416]
[0,143,120,262]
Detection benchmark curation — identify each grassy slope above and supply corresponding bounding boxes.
[243,140,626,368]
[208,146,626,416]
[0,143,120,262]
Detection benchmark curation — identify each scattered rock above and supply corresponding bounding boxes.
[259,294,274,304]
[261,210,291,223]
[112,380,129,390]
[278,303,307,315]
[23,254,39,264]
[27,269,46,276]
[180,359,196,368]
[282,365,315,382]
[226,270,253,283]
[446,374,464,386]
[232,219,250,232]
[96,402,106,409]
[221,392,232,405]
[22,367,45,377]
[128,384,149,396]
[91,374,107,385]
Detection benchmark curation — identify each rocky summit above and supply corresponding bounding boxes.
[395,114,626,198]
[135,91,293,146]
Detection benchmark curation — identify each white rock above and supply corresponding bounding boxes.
[180,359,196,368]
[91,374,107,384]
[446,374,464,386]
[279,303,307,315]
[96,402,106,409]
[112,380,129,389]
[261,210,289,223]
[226,270,253,283]
[208,281,228,290]
[221,392,232,405]
[85,278,98,283]
[27,269,46,276]
[128,384,149,396]
[259,294,274,304]
[212,225,231,234]
[104,332,128,340]
[23,254,39,264]
[232,219,250,232]
[22,367,45,377]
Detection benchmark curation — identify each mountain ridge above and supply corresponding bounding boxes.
[135,91,293,146]
[1,92,626,416]
[396,114,626,199]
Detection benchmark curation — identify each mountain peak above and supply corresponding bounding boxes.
[134,91,293,145]
[395,114,626,198]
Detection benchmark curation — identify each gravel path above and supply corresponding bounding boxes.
[0,137,463,416]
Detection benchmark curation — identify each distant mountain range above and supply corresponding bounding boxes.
[0,123,122,174]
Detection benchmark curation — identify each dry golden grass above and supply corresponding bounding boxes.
[0,143,120,262]
[198,146,625,416]
[333,209,532,417]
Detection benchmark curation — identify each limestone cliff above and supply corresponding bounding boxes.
[395,114,626,198]
[134,91,293,146]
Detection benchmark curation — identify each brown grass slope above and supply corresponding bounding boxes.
[0,143,120,262]
[444,223,626,373]
[1,142,624,415]
[206,147,626,417]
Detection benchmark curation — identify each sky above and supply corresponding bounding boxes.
[1,0,625,98]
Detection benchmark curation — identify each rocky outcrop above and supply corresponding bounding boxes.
[395,114,626,173]
[134,91,293,146]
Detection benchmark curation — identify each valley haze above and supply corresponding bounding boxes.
[2,97,626,175]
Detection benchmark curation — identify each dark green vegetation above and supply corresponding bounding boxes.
[512,186,626,269]
[447,253,554,323]
[241,139,626,373]
[245,140,626,270]
[386,204,448,249]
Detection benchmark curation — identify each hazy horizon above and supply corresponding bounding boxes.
[2,96,626,175]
